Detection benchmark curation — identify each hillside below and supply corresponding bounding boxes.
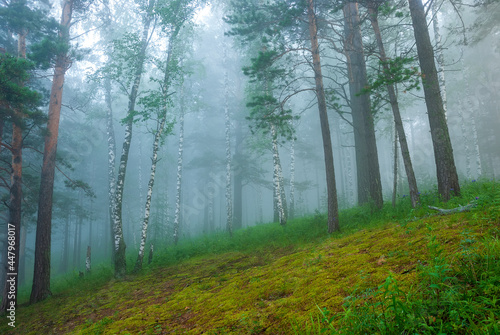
[2,182,500,334]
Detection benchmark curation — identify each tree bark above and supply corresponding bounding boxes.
[368,5,420,208]
[85,246,91,274]
[344,2,383,209]
[1,103,23,313]
[392,129,398,207]
[59,214,70,273]
[307,0,340,233]
[431,1,447,115]
[134,116,167,271]
[173,90,184,245]
[289,137,295,220]
[30,0,73,304]
[223,42,233,235]
[1,24,27,312]
[271,125,287,226]
[232,121,243,230]
[104,78,116,265]
[408,0,460,201]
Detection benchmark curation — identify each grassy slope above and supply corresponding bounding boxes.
[2,181,499,334]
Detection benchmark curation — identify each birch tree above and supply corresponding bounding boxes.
[226,0,340,232]
[134,3,190,268]
[223,37,234,235]
[173,86,185,245]
[102,0,156,278]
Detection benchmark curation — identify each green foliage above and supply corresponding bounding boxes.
[92,32,145,95]
[363,57,421,95]
[0,53,45,126]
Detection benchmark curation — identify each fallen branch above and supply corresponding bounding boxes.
[428,202,476,215]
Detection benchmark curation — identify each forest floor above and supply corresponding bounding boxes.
[2,181,500,334]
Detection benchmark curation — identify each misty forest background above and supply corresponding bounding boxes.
[0,0,499,310]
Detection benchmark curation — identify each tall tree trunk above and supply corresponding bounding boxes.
[458,98,471,179]
[1,24,26,313]
[173,88,185,245]
[85,246,91,274]
[1,98,23,313]
[232,121,243,230]
[461,56,482,178]
[112,0,155,278]
[289,137,295,220]
[223,43,233,235]
[30,0,74,304]
[77,214,82,269]
[271,125,287,226]
[72,220,78,269]
[134,117,167,271]
[60,214,70,273]
[408,0,460,201]
[307,0,339,233]
[344,2,383,209]
[368,5,419,207]
[18,224,26,286]
[392,129,398,207]
[431,1,447,115]
[105,79,116,266]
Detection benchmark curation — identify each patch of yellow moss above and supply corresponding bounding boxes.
[2,206,497,334]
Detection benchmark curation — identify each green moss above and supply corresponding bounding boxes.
[2,182,499,334]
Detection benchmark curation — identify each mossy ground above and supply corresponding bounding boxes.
[2,181,499,334]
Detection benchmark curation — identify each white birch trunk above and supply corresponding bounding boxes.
[135,29,178,270]
[85,246,91,274]
[224,48,233,235]
[173,89,184,245]
[135,116,167,271]
[104,79,117,260]
[271,125,287,225]
[289,137,295,220]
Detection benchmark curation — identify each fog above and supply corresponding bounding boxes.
[0,0,499,290]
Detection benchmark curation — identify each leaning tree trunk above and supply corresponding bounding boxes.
[368,5,419,207]
[408,0,460,201]
[134,17,180,272]
[344,2,383,209]
[134,116,167,272]
[307,0,340,233]
[112,0,155,278]
[271,125,287,226]
[30,0,73,304]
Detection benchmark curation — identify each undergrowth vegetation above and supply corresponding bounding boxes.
[3,180,499,334]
